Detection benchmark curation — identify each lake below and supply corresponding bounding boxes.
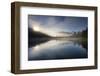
[28,38,88,61]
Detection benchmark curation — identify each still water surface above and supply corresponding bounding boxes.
[28,39,87,60]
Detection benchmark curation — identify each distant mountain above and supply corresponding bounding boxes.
[28,28,51,38]
[59,31,73,34]
[58,31,73,37]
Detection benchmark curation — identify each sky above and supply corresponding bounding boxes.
[28,15,88,37]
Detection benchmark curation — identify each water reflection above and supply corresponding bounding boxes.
[28,38,88,61]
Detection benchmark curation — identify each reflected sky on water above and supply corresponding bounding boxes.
[28,39,88,61]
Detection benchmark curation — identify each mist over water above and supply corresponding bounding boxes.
[28,15,88,61]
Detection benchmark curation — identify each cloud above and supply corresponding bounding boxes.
[28,15,88,36]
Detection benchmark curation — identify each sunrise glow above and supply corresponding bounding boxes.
[33,25,40,32]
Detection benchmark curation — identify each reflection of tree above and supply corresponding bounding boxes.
[72,39,88,50]
[29,38,50,48]
[71,27,88,50]
[28,27,88,49]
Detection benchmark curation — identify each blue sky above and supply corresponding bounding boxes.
[28,15,88,36]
